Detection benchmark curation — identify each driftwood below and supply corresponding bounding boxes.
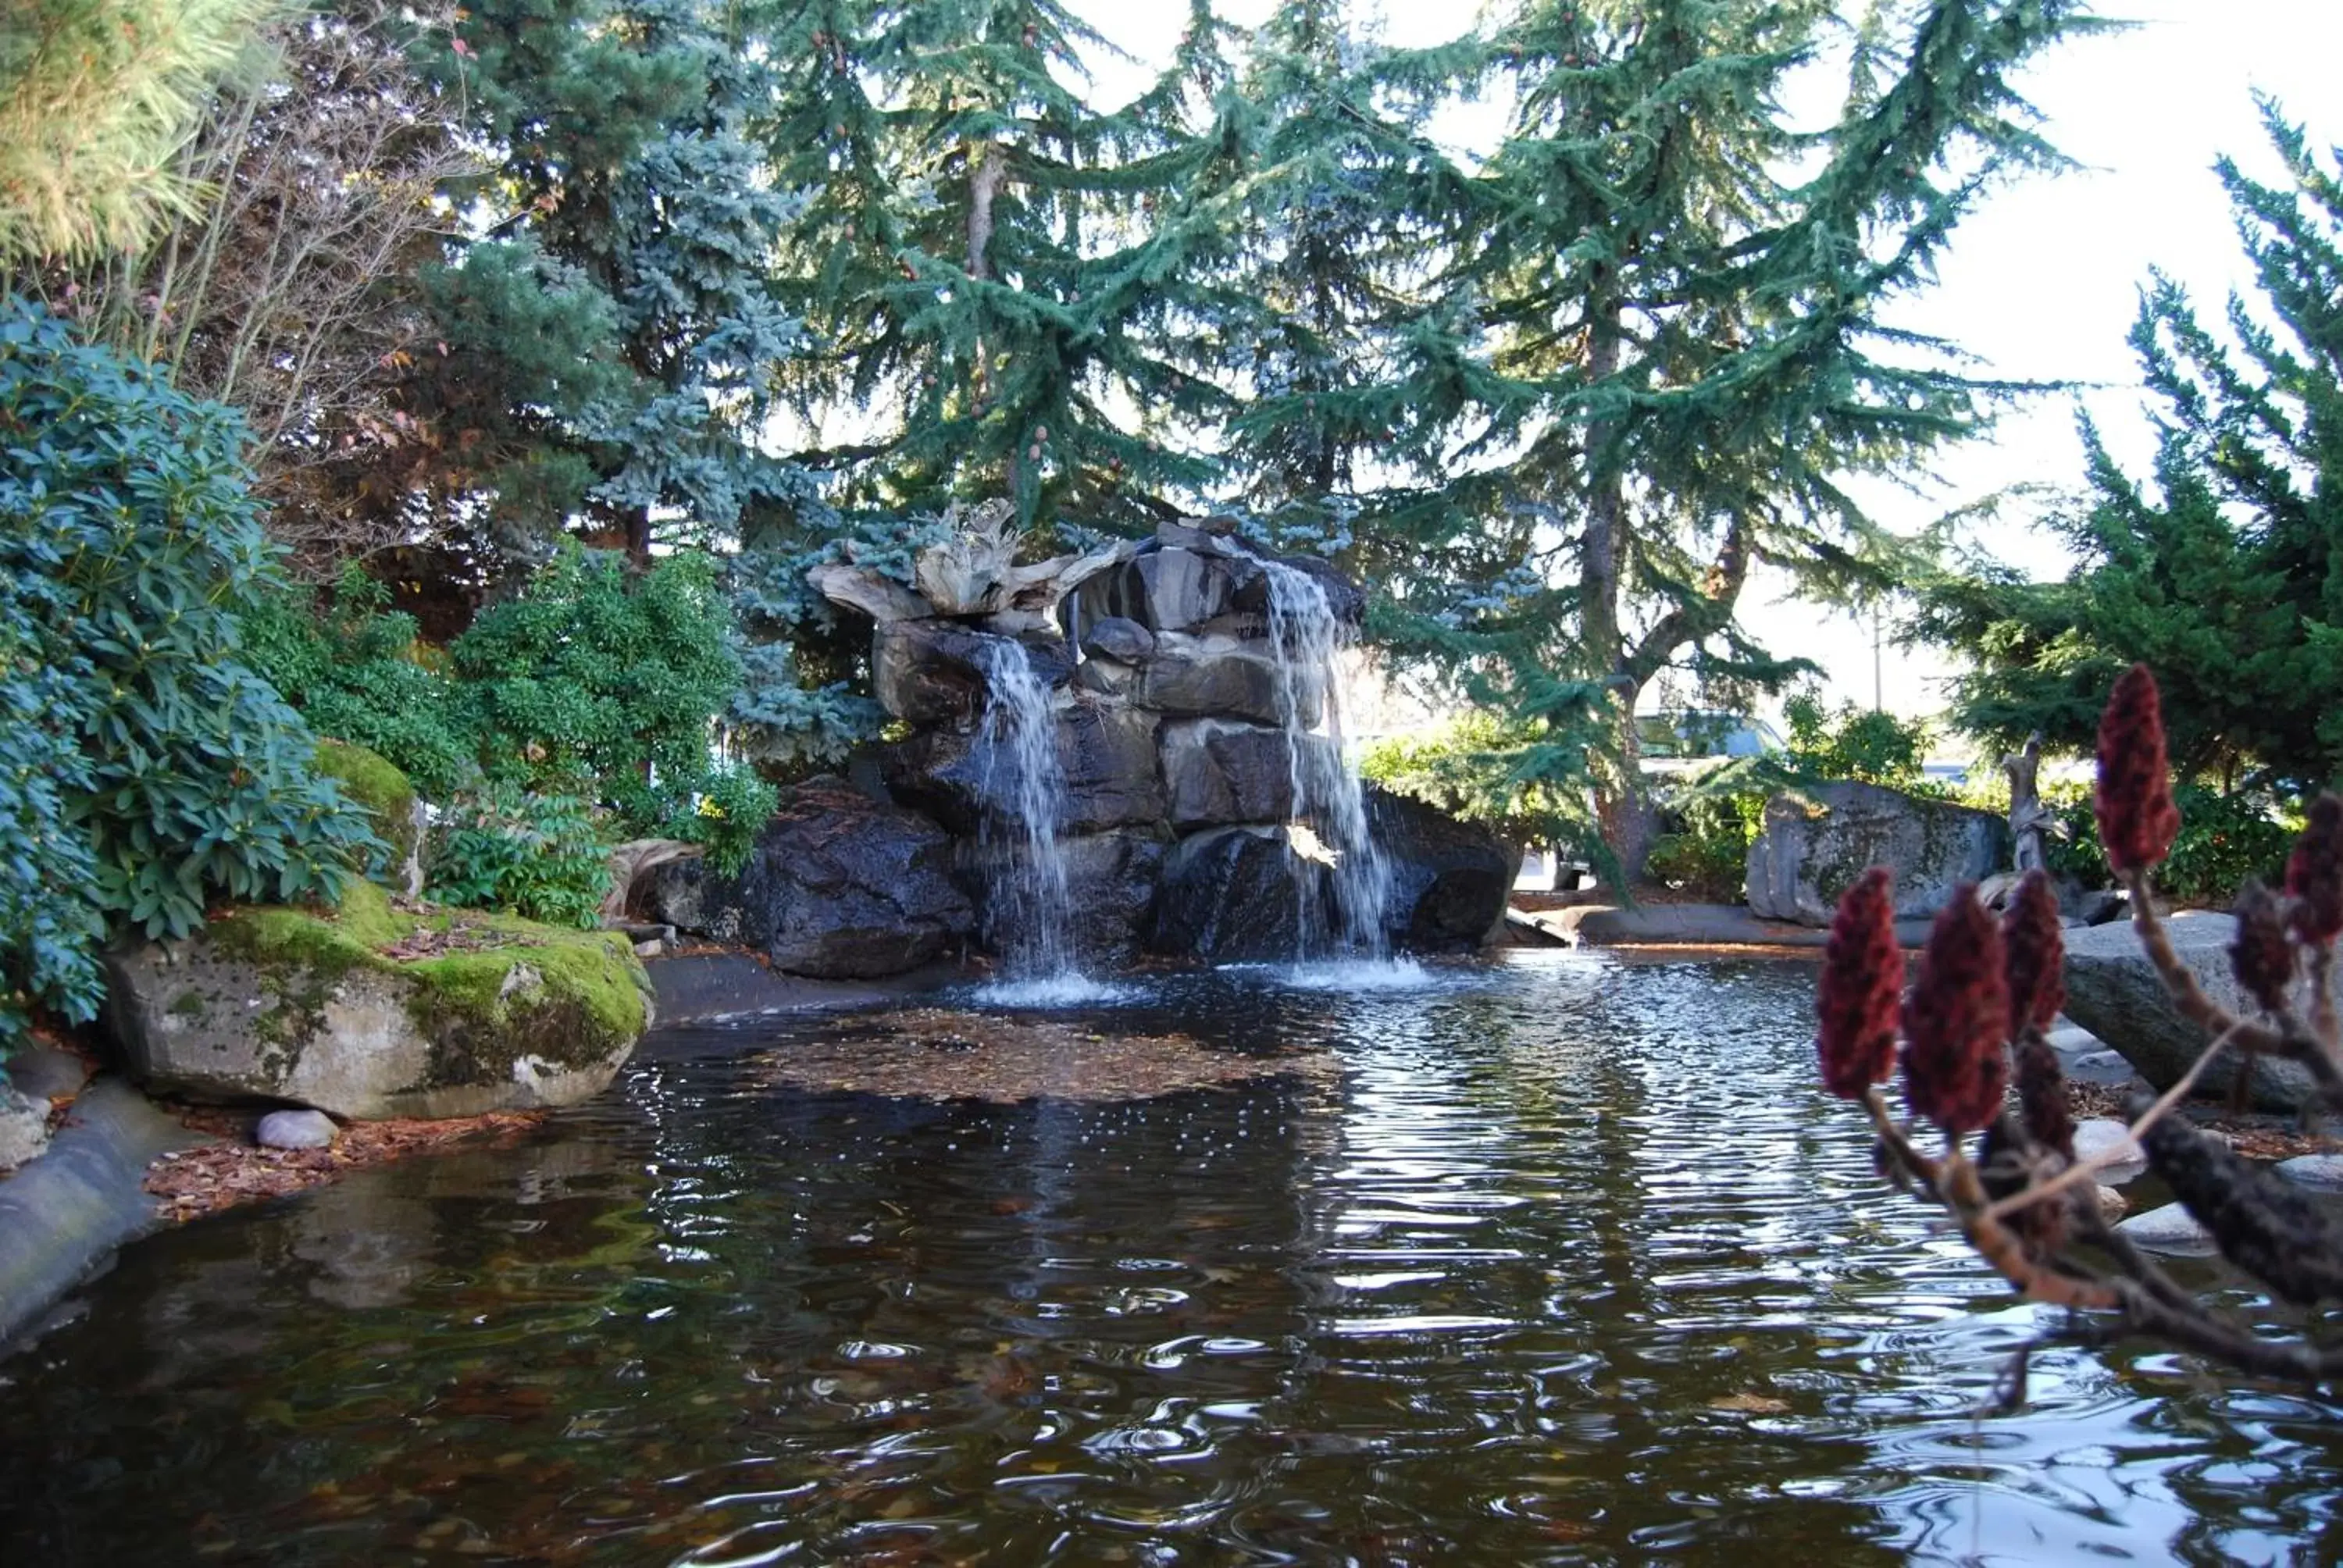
[601,839,704,921]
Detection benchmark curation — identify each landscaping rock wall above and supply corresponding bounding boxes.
[719,516,1516,972]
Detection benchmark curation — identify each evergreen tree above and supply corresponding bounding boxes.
[404,0,810,575]
[761,0,1246,532]
[1917,100,2343,797]
[1322,0,2102,873]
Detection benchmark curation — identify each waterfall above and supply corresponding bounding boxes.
[972,637,1089,999]
[1262,560,1393,964]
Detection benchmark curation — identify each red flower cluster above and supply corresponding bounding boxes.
[2285,793,2343,947]
[1903,887,2011,1135]
[2095,664,2180,875]
[1817,867,1903,1099]
[2000,868,2064,1032]
[2231,881,2296,1015]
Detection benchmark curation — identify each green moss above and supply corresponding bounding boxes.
[201,881,648,1076]
[313,738,420,878]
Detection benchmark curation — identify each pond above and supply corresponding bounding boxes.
[1,952,2336,1564]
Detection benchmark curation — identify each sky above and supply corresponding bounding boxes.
[1069,0,2343,749]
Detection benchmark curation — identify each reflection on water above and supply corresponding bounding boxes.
[2,953,2338,1565]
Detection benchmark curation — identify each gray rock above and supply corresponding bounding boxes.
[0,1078,212,1349]
[2117,1203,2220,1256]
[1136,649,1286,725]
[2070,1116,2145,1183]
[647,776,975,979]
[872,622,1073,726]
[1150,825,1325,962]
[1161,718,1318,828]
[2274,1153,2343,1193]
[2075,889,2127,926]
[883,702,1164,836]
[1368,786,1518,952]
[2045,1024,2101,1055]
[1744,782,2009,927]
[2095,1184,2130,1224]
[2061,913,2317,1111]
[2,1047,90,1104]
[105,923,649,1121]
[1080,615,1155,665]
[966,829,1170,967]
[0,1086,52,1173]
[255,1109,338,1150]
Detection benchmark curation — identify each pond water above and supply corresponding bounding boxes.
[2,952,2339,1565]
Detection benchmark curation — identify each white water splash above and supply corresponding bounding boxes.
[1262,560,1395,968]
[972,638,1084,989]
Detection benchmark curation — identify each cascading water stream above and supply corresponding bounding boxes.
[972,638,1107,1004]
[1261,561,1401,975]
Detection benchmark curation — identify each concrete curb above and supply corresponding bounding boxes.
[1515,903,1935,950]
[0,1077,214,1353]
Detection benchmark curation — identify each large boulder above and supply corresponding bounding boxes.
[1150,826,1322,962]
[644,776,974,978]
[965,829,1170,967]
[1744,782,2009,926]
[1161,718,1326,828]
[1069,543,1261,635]
[1367,788,1517,951]
[1135,643,1288,725]
[872,622,1073,725]
[2061,912,2318,1110]
[104,882,651,1120]
[882,700,1164,835]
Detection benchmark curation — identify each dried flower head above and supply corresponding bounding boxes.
[1817,867,1903,1099]
[2231,880,2297,1014]
[2001,868,2065,1032]
[2285,793,2343,948]
[2094,664,2181,875]
[2013,1032,2074,1160]
[1903,886,2012,1136]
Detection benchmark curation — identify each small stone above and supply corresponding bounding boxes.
[2275,1153,2343,1193]
[256,1110,339,1150]
[2045,1025,2100,1054]
[2116,1203,2218,1256]
[2072,1117,2146,1182]
[2095,1184,2129,1224]
[0,1085,52,1172]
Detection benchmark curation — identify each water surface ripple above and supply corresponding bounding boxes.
[2,953,2338,1564]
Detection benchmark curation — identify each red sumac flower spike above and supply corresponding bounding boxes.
[1817,866,1903,1100]
[2013,1032,2074,1160]
[2232,879,2297,1014]
[2284,793,2343,948]
[2095,664,2181,875]
[1903,886,2011,1137]
[2001,867,2065,1032]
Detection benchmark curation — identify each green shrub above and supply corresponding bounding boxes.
[1360,710,1599,850]
[0,298,375,1053]
[425,783,608,929]
[1781,694,1931,789]
[240,565,473,797]
[1646,793,1763,899]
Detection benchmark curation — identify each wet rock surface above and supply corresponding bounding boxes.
[1369,787,1517,952]
[1150,826,1323,962]
[647,776,975,979]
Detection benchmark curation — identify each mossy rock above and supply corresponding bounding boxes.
[103,881,651,1119]
[313,739,423,889]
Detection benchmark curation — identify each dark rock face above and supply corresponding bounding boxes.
[1150,826,1321,961]
[1080,615,1155,665]
[1136,649,1285,725]
[880,701,1164,836]
[1368,787,1517,951]
[646,777,974,978]
[966,829,1169,967]
[1744,782,2008,927]
[875,622,1073,726]
[1161,718,1324,828]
